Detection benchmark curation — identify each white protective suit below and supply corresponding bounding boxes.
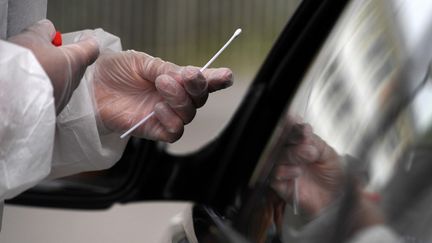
[0,0,127,201]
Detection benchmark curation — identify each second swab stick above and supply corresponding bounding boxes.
[120,28,242,139]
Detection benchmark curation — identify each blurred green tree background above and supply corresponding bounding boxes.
[48,0,301,82]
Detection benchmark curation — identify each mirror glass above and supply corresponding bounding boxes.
[239,0,432,242]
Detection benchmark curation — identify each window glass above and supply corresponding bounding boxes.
[243,0,432,242]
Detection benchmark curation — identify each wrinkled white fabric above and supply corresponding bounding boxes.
[49,29,128,179]
[0,40,56,200]
[7,0,47,37]
[0,27,128,196]
[0,0,46,39]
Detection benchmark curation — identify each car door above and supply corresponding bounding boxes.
[6,0,346,241]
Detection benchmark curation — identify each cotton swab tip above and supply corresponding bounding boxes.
[234,28,242,37]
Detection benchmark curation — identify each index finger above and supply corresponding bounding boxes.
[180,66,208,108]
[133,51,180,82]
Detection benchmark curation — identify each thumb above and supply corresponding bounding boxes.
[55,34,100,101]
[61,34,100,67]
[27,19,57,42]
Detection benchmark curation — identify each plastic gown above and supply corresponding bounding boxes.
[0,0,127,201]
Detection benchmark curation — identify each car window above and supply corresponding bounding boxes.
[24,0,304,201]
[47,0,302,154]
[241,0,432,242]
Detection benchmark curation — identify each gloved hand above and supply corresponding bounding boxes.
[8,19,100,113]
[271,119,344,217]
[93,50,233,142]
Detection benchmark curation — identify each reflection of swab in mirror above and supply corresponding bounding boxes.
[293,176,299,215]
[120,28,242,139]
[292,82,314,215]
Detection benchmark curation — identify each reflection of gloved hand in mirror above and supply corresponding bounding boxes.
[270,119,386,233]
[92,50,233,142]
[271,121,345,218]
[8,19,100,113]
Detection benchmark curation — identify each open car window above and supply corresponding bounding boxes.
[47,0,302,154]
[9,1,304,208]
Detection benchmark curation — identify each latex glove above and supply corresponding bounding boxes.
[271,120,344,217]
[93,50,233,142]
[8,19,100,113]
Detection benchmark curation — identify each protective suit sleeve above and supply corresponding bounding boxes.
[49,29,128,179]
[6,0,47,37]
[0,40,55,200]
